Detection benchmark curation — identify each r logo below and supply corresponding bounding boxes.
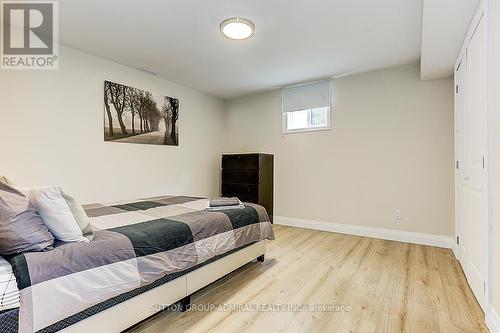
[2,2,54,54]
[1,1,58,69]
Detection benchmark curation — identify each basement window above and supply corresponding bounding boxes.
[282,80,332,134]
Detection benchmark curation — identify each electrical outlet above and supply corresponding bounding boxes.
[394,210,401,220]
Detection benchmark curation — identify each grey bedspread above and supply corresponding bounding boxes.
[8,196,274,332]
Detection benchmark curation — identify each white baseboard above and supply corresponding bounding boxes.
[274,216,454,249]
[487,307,500,333]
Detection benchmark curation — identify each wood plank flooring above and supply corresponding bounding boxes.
[127,225,488,333]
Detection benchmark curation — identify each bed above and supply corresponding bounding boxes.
[0,195,275,333]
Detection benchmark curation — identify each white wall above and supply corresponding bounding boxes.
[0,46,225,203]
[224,63,454,237]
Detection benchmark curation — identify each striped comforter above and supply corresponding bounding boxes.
[8,196,274,333]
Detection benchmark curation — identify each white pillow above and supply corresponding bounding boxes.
[21,186,89,243]
[0,256,20,311]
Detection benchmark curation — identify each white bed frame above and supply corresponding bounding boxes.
[61,241,266,333]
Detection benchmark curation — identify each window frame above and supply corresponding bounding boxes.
[281,80,333,135]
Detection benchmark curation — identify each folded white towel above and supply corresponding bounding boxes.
[205,200,245,211]
[209,197,241,207]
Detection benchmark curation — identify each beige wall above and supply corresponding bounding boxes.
[489,0,500,319]
[0,46,225,203]
[224,63,454,236]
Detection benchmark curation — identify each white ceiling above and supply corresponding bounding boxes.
[420,0,479,80]
[59,0,423,99]
[58,0,476,99]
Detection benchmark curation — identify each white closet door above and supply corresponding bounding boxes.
[457,14,487,309]
[454,54,466,266]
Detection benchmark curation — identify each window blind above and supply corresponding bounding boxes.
[282,80,332,113]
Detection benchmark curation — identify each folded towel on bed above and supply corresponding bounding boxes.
[205,197,244,211]
[205,203,245,211]
[209,197,241,207]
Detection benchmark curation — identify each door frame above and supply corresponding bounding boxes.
[454,0,490,313]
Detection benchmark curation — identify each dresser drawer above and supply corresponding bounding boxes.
[222,170,259,184]
[222,194,258,204]
[222,155,259,170]
[222,183,258,196]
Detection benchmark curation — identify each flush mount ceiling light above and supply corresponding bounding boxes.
[220,17,255,40]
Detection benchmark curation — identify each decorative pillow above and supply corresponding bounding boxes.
[0,256,20,311]
[22,186,90,243]
[0,182,55,256]
[60,189,94,241]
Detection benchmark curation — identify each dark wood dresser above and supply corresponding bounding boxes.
[221,153,274,221]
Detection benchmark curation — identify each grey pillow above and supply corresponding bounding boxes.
[60,189,94,241]
[0,181,54,255]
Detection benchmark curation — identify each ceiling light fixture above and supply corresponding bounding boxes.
[220,17,255,40]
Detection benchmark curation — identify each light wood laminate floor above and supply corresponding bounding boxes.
[127,225,488,333]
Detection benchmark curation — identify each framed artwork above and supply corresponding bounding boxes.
[104,80,179,145]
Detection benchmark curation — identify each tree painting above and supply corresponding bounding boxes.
[104,81,179,146]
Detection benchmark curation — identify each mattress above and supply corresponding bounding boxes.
[4,195,274,333]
